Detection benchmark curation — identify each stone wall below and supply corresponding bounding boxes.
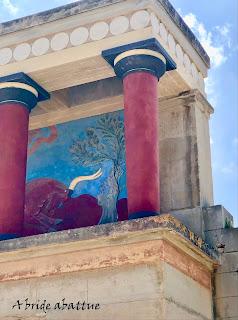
[213,229,238,320]
[202,206,238,319]
[0,215,216,320]
[160,89,214,212]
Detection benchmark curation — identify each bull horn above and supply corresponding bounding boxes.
[68,168,102,191]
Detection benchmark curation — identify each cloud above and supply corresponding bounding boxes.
[1,0,19,15]
[204,76,217,106]
[210,137,214,145]
[182,12,231,68]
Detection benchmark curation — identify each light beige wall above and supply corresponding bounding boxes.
[159,90,214,212]
[0,262,214,320]
[163,262,213,320]
[195,99,214,206]
[0,264,163,320]
[0,216,216,320]
[213,229,238,320]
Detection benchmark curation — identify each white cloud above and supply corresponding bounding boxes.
[182,12,231,68]
[204,77,214,95]
[210,137,214,145]
[1,0,19,15]
[216,24,230,37]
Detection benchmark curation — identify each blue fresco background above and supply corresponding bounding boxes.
[27,110,127,200]
[24,110,128,235]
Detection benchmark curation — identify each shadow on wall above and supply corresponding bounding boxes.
[24,112,128,236]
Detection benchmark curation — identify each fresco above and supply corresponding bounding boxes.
[24,111,128,236]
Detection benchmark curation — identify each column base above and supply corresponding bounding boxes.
[0,234,19,241]
[128,211,159,220]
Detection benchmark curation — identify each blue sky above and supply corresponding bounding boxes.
[170,0,238,226]
[0,0,237,225]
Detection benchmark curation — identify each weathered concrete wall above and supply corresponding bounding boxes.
[160,89,214,213]
[0,262,214,320]
[204,206,234,248]
[0,215,216,320]
[169,204,234,239]
[201,206,238,320]
[0,265,163,320]
[213,228,238,320]
[163,262,213,320]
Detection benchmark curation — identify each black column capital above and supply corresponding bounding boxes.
[0,72,50,112]
[102,38,176,79]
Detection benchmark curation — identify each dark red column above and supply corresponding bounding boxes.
[107,47,170,219]
[0,103,29,238]
[123,72,160,217]
[102,41,176,219]
[0,73,49,240]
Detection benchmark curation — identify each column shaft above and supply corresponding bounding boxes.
[0,73,49,240]
[0,103,29,238]
[102,40,176,220]
[123,72,160,217]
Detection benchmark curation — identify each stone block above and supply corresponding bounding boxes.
[216,318,238,320]
[205,229,223,249]
[170,207,204,238]
[215,297,238,319]
[218,318,238,320]
[205,228,238,252]
[159,91,214,213]
[203,205,234,231]
[215,272,238,298]
[164,298,210,320]
[0,216,216,320]
[221,229,238,253]
[86,299,161,320]
[216,252,238,273]
[87,264,161,304]
[163,262,213,320]
[160,136,199,212]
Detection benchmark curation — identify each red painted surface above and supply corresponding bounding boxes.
[24,178,103,236]
[28,125,58,156]
[123,72,160,215]
[0,103,29,236]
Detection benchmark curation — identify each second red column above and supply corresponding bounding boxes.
[123,71,160,217]
[113,48,168,219]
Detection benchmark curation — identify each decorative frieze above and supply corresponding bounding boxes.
[0,10,205,93]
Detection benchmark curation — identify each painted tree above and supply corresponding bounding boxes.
[70,113,125,223]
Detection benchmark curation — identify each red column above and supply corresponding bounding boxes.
[0,74,49,240]
[123,72,160,218]
[102,42,175,220]
[0,103,29,238]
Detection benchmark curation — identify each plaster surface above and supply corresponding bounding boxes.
[0,215,217,320]
[0,0,210,68]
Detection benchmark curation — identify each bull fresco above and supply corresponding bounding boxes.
[24,111,128,236]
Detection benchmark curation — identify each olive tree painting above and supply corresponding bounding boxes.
[25,110,128,236]
[70,113,126,223]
